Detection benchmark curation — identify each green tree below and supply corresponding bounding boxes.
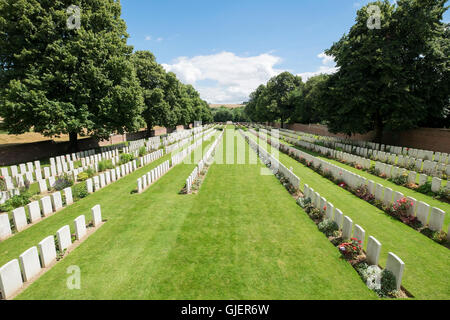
[323,0,449,142]
[131,50,168,135]
[0,0,144,150]
[292,74,329,124]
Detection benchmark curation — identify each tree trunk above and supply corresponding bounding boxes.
[68,131,78,153]
[146,122,154,138]
[374,115,384,145]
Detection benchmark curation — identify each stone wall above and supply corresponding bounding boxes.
[285,123,450,153]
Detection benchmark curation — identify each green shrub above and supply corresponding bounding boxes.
[389,174,408,186]
[73,183,88,200]
[139,146,146,157]
[53,174,74,191]
[98,160,114,172]
[0,191,32,212]
[77,172,89,181]
[85,168,95,178]
[416,181,433,196]
[318,219,339,237]
[378,270,398,297]
[120,153,134,165]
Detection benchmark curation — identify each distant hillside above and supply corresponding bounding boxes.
[209,104,244,109]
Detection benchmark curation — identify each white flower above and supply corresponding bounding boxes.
[365,266,382,290]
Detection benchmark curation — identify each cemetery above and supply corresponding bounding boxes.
[0,125,448,300]
[0,0,448,303]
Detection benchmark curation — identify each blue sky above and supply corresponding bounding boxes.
[121,0,449,104]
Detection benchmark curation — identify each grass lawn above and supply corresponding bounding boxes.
[1,127,376,299]
[247,131,450,300]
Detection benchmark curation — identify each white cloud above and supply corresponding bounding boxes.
[298,52,338,81]
[162,51,284,104]
[145,36,152,41]
[156,37,163,42]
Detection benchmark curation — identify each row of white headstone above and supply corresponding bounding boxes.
[136,130,213,193]
[276,126,450,173]
[0,187,74,241]
[275,137,448,235]
[2,149,120,194]
[245,130,301,190]
[278,126,447,165]
[2,146,168,241]
[258,128,449,233]
[282,134,449,192]
[185,131,223,193]
[171,139,204,167]
[137,161,170,194]
[0,205,102,300]
[302,184,405,291]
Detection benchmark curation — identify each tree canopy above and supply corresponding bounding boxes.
[244,0,449,142]
[0,0,212,150]
[0,0,144,149]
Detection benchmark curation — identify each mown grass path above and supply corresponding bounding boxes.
[247,131,450,300]
[8,128,376,299]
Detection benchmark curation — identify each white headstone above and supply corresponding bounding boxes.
[353,224,365,247]
[429,207,445,232]
[12,207,28,232]
[0,259,23,299]
[56,225,72,252]
[416,201,430,226]
[38,236,57,268]
[383,187,393,206]
[86,178,93,193]
[64,187,73,206]
[385,252,405,291]
[92,205,102,227]
[74,215,87,240]
[38,179,48,194]
[325,202,334,220]
[0,214,12,240]
[19,246,41,282]
[27,201,42,223]
[342,216,353,240]
[52,191,63,211]
[366,236,382,266]
[40,196,53,216]
[333,209,343,228]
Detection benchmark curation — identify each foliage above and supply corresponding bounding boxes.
[72,183,88,200]
[139,146,146,157]
[338,238,363,259]
[318,219,339,237]
[120,153,134,165]
[389,173,409,186]
[85,168,95,178]
[354,185,375,203]
[0,191,32,212]
[131,51,212,131]
[378,269,398,297]
[98,160,114,172]
[0,0,145,150]
[0,176,6,192]
[244,72,303,125]
[321,0,449,141]
[416,181,434,196]
[77,172,89,182]
[53,174,74,191]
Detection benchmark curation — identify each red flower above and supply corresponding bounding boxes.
[323,206,327,211]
